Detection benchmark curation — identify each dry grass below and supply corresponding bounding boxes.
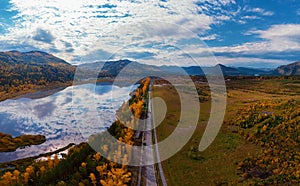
[152,78,300,185]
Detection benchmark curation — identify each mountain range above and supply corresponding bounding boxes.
[0,51,299,87]
[0,51,75,87]
[77,59,292,77]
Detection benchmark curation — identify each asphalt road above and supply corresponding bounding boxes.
[137,83,167,186]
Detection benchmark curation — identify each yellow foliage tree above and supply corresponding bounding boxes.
[93,152,101,161]
[89,173,97,186]
[1,172,13,185]
[53,154,59,167]
[12,170,20,184]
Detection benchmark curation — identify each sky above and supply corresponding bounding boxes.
[1,0,300,67]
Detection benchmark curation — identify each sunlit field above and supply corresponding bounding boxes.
[153,76,300,185]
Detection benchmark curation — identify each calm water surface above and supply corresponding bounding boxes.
[0,83,136,162]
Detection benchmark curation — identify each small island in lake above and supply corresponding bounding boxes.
[0,132,46,152]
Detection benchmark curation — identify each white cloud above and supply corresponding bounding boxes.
[219,0,236,6]
[1,0,295,67]
[242,15,260,20]
[0,0,220,63]
[250,24,300,40]
[159,23,300,67]
[245,7,274,16]
[199,34,218,41]
[243,24,300,52]
[233,6,274,25]
[208,40,300,55]
[206,0,236,6]
[89,22,300,66]
[215,15,231,21]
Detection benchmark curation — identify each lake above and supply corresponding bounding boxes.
[0,83,136,163]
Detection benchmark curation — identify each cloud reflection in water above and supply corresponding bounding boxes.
[0,83,135,163]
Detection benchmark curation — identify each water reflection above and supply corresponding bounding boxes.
[0,83,135,163]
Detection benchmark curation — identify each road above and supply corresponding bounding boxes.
[144,89,157,186]
[136,82,167,186]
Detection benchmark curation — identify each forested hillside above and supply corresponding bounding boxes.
[0,51,75,101]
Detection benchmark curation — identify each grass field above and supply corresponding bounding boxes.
[152,77,300,185]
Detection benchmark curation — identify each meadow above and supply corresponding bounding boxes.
[153,76,300,185]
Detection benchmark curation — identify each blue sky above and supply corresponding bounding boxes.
[0,0,300,67]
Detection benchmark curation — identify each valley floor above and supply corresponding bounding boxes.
[153,77,300,185]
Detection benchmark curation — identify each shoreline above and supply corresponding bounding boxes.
[12,86,69,100]
[0,81,73,102]
[0,143,76,169]
[7,79,138,101]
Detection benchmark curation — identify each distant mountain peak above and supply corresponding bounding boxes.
[274,61,300,75]
[24,50,51,55]
[215,63,226,67]
[7,50,21,54]
[0,50,70,66]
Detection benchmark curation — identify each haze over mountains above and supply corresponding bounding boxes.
[0,50,299,86]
